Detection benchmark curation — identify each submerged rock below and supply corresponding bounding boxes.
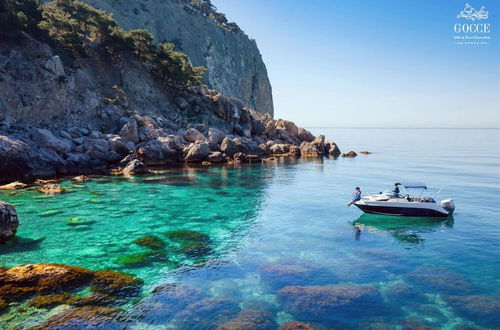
[444,295,500,327]
[32,306,123,329]
[0,201,19,244]
[115,250,167,268]
[133,235,166,250]
[277,285,383,323]
[28,292,76,308]
[173,297,241,330]
[90,270,143,297]
[384,283,428,305]
[259,260,335,291]
[165,230,211,244]
[217,309,277,330]
[404,267,474,295]
[278,321,315,330]
[0,264,93,302]
[132,283,205,324]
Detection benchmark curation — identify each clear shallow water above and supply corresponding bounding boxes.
[1,128,499,329]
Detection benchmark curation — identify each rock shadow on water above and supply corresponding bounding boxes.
[0,236,45,253]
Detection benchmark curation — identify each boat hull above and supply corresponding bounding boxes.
[354,203,449,217]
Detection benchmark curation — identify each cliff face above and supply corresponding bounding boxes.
[82,0,274,117]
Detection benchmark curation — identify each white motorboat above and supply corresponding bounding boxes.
[354,183,455,217]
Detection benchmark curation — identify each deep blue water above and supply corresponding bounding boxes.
[0,128,499,329]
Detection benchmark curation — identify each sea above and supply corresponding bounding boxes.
[1,128,499,329]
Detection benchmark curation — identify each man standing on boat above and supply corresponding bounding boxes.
[347,187,362,206]
[392,183,401,197]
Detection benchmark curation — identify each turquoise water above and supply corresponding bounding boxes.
[1,128,499,329]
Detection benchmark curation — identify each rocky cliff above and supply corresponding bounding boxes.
[82,0,274,116]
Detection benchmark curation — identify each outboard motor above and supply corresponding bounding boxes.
[440,199,455,214]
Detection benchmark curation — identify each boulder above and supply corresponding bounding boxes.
[185,142,210,163]
[184,128,206,143]
[269,144,290,154]
[277,285,383,323]
[251,120,266,136]
[122,159,150,175]
[275,119,299,136]
[297,128,315,142]
[299,135,325,157]
[220,137,238,157]
[0,201,19,244]
[208,151,223,163]
[32,128,71,154]
[138,126,160,142]
[43,55,65,76]
[0,182,27,190]
[84,138,109,154]
[208,127,226,144]
[176,97,190,110]
[135,137,183,165]
[119,117,140,143]
[325,141,341,157]
[289,145,301,157]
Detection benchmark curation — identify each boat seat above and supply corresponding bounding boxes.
[374,196,390,201]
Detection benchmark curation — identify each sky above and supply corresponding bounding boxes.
[211,0,500,128]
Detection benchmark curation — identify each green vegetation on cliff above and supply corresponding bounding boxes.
[0,0,206,88]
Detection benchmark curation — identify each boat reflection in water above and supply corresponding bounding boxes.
[352,213,454,248]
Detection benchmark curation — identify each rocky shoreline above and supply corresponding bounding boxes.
[0,87,344,184]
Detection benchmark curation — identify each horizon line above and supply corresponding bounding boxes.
[304,126,500,129]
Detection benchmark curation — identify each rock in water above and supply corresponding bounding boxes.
[122,159,150,175]
[0,181,27,190]
[38,183,65,194]
[0,201,19,244]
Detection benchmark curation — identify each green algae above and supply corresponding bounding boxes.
[115,250,168,268]
[133,236,166,250]
[165,230,211,244]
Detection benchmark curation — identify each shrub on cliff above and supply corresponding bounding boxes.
[0,0,41,41]
[35,0,205,87]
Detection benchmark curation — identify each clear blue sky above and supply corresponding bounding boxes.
[211,0,500,128]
